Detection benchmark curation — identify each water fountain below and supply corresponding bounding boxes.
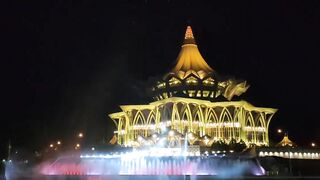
[38,148,265,176]
[6,129,265,178]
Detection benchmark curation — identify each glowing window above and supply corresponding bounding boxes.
[203,91,210,97]
[168,77,181,87]
[188,90,196,97]
[162,93,168,99]
[218,81,227,88]
[196,91,202,97]
[157,82,166,89]
[203,77,214,86]
[186,76,198,85]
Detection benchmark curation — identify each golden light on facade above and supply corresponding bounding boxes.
[276,134,297,147]
[203,138,209,146]
[188,133,194,140]
[108,26,277,148]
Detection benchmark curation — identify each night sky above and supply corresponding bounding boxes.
[2,1,320,157]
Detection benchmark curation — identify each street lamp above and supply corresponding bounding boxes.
[49,144,54,148]
[75,143,80,150]
[78,133,84,138]
[57,141,61,145]
[188,133,194,140]
[311,142,316,147]
[277,129,282,134]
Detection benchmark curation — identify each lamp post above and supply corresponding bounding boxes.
[277,129,282,134]
[78,132,84,138]
[75,143,80,150]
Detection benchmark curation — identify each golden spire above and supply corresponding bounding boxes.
[172,26,213,78]
[276,134,297,147]
[183,26,196,44]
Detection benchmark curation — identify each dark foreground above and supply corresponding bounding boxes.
[5,175,320,180]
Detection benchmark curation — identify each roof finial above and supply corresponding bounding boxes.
[172,26,213,74]
[185,26,194,39]
[184,26,196,44]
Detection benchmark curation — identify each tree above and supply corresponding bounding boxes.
[211,140,228,151]
[211,139,247,152]
[232,139,247,152]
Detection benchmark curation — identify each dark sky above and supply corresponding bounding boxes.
[2,1,320,157]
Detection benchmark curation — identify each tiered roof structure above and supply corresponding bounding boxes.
[151,26,249,101]
[109,26,277,148]
[276,134,297,147]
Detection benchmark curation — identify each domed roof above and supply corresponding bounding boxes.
[150,26,249,102]
[276,134,297,147]
[172,26,213,78]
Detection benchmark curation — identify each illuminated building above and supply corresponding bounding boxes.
[276,134,297,147]
[109,26,277,148]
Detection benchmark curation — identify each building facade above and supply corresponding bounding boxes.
[109,26,277,147]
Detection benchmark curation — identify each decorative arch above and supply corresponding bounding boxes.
[220,108,233,123]
[192,106,204,135]
[133,110,146,125]
[245,111,256,143]
[160,104,172,122]
[180,104,192,132]
[220,107,233,140]
[147,110,156,124]
[171,103,181,131]
[192,106,204,122]
[181,104,191,121]
[207,108,218,123]
[255,112,267,144]
[205,108,219,137]
[116,118,124,144]
[256,113,266,128]
[245,111,255,127]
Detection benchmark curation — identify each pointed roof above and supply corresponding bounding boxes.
[172,26,213,76]
[276,134,297,147]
